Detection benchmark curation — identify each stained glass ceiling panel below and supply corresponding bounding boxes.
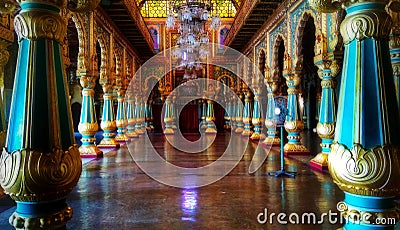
[137,0,241,18]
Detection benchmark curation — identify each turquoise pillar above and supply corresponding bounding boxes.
[135,95,144,135]
[205,99,217,134]
[115,87,128,142]
[250,87,265,140]
[242,91,253,136]
[263,81,280,146]
[126,92,138,138]
[230,96,237,130]
[235,93,244,133]
[283,62,309,155]
[98,88,119,148]
[310,59,339,171]
[200,98,208,130]
[145,99,154,131]
[164,96,175,135]
[224,98,231,130]
[0,1,99,228]
[310,0,400,229]
[140,99,146,133]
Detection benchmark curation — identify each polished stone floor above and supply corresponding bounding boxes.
[0,132,350,229]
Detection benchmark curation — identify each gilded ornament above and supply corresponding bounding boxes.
[284,143,309,152]
[0,0,15,14]
[263,136,280,146]
[310,152,329,167]
[0,145,82,202]
[100,120,116,131]
[67,0,101,13]
[317,122,335,139]
[14,10,66,43]
[78,122,98,135]
[9,206,73,229]
[79,145,102,156]
[329,143,400,196]
[341,11,392,44]
[284,120,305,132]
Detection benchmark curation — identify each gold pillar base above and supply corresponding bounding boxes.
[164,128,175,135]
[127,131,138,138]
[205,127,217,134]
[283,143,310,156]
[250,132,266,141]
[309,152,329,171]
[135,129,145,135]
[262,137,280,146]
[115,134,129,142]
[98,138,120,148]
[241,130,253,136]
[79,145,103,158]
[235,127,244,133]
[9,206,73,229]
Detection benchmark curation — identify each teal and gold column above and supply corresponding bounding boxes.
[115,78,128,142]
[164,96,175,135]
[310,58,339,171]
[224,98,231,130]
[135,95,144,135]
[235,92,244,133]
[78,75,103,157]
[310,0,400,229]
[230,96,237,131]
[205,99,217,134]
[98,83,119,148]
[263,81,280,146]
[0,0,99,228]
[145,98,154,131]
[242,91,253,136]
[250,87,265,140]
[126,91,138,138]
[283,59,309,155]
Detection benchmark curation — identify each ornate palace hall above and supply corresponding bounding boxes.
[0,0,399,229]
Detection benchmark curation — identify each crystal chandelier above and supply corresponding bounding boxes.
[166,0,221,80]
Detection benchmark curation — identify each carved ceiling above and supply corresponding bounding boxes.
[224,0,283,52]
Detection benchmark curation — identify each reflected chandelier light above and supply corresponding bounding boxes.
[166,0,221,80]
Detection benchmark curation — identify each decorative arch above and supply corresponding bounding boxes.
[294,11,319,64]
[216,74,235,92]
[258,48,267,77]
[271,34,286,79]
[148,26,160,51]
[96,34,108,81]
[144,75,162,93]
[70,13,88,75]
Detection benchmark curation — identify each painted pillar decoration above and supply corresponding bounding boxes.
[310,0,400,229]
[205,98,217,134]
[135,95,144,135]
[242,90,253,136]
[263,80,280,146]
[98,80,119,148]
[0,0,100,229]
[163,95,175,135]
[140,99,146,133]
[126,88,138,138]
[310,43,340,170]
[200,98,208,129]
[145,98,154,130]
[235,91,244,133]
[250,87,265,140]
[230,95,237,130]
[283,54,309,155]
[115,70,129,142]
[389,6,400,109]
[224,97,231,130]
[171,93,177,131]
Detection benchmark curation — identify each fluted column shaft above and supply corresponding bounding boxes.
[115,93,128,141]
[0,1,100,228]
[126,93,138,138]
[250,88,265,140]
[145,99,154,130]
[310,60,338,170]
[241,92,253,136]
[235,94,244,133]
[283,71,309,155]
[98,90,119,148]
[263,84,280,146]
[309,0,400,229]
[135,96,144,135]
[205,99,217,134]
[164,97,175,135]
